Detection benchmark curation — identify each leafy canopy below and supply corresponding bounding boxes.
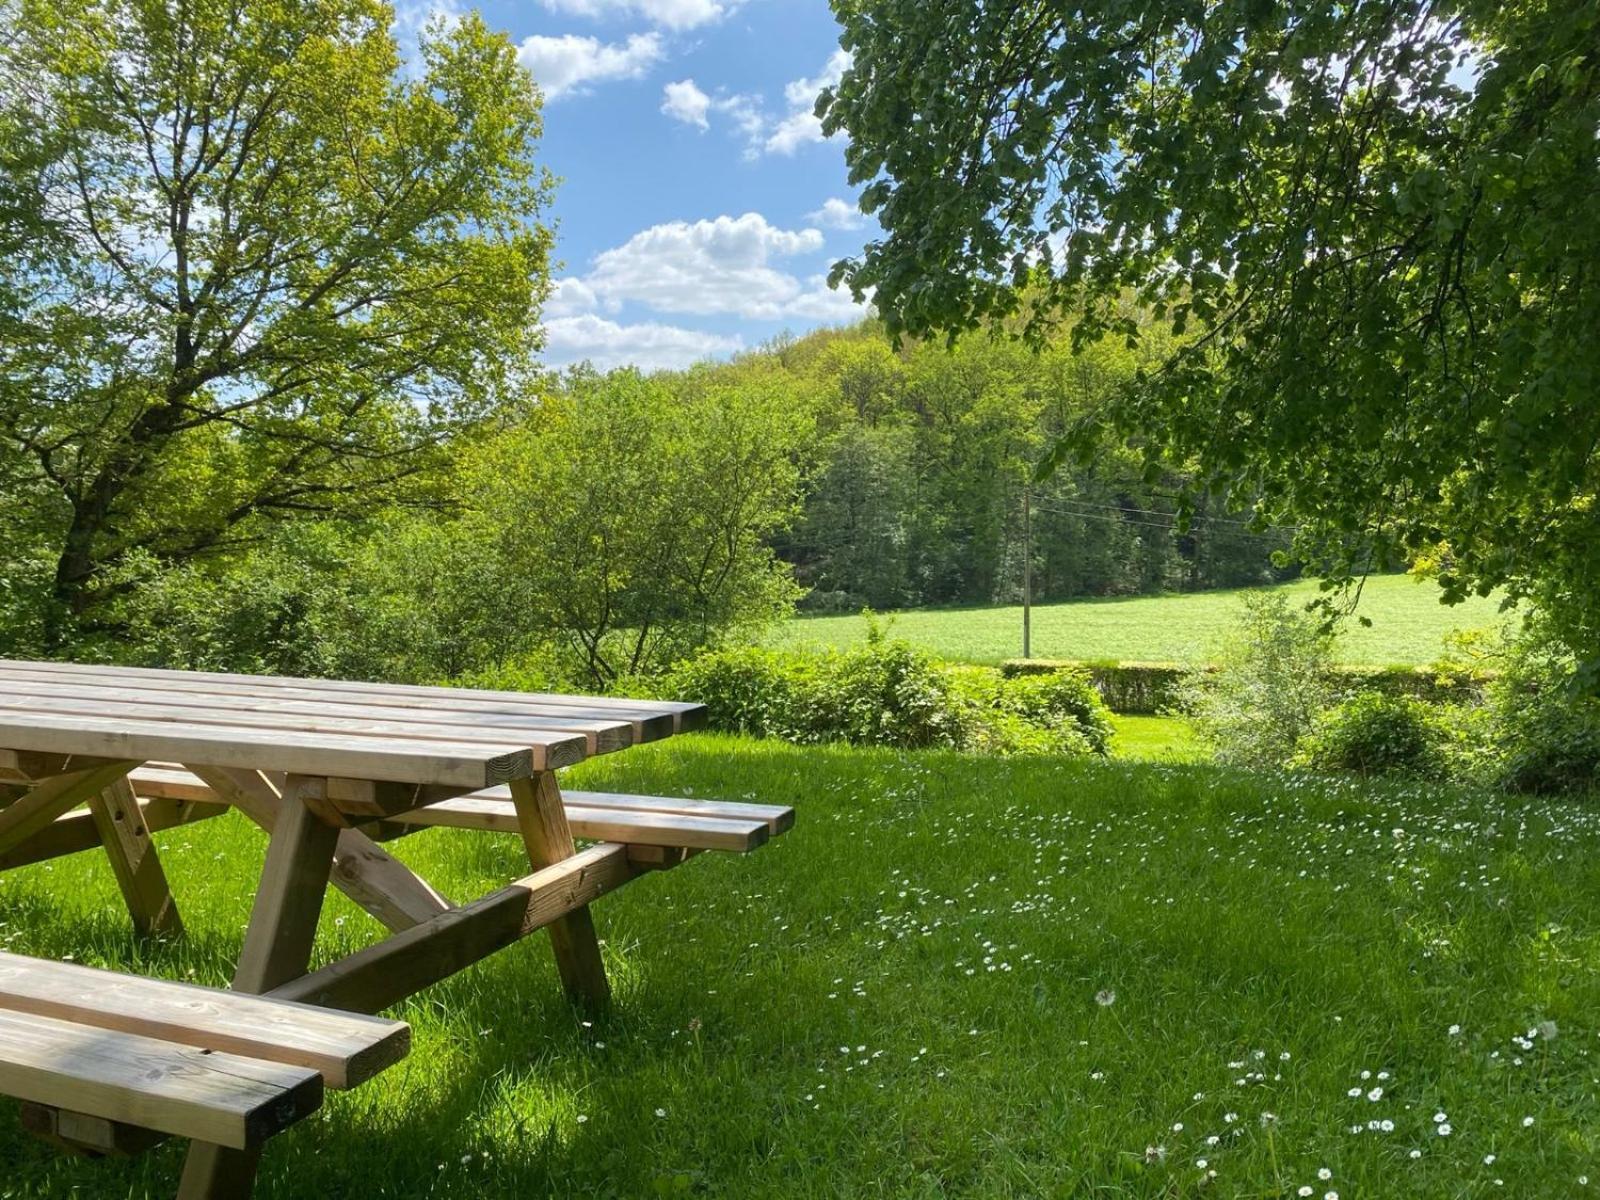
[821,0,1600,662]
[0,0,553,647]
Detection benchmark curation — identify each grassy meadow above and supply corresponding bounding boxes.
[1,734,1596,1198]
[773,574,1508,667]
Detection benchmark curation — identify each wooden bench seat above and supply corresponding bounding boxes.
[126,768,795,855]
[0,952,409,1156]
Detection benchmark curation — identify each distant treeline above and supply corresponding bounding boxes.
[733,322,1296,612]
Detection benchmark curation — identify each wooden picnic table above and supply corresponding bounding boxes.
[0,658,791,1198]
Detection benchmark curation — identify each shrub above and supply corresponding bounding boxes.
[1294,692,1446,776]
[995,670,1113,754]
[1178,591,1337,767]
[999,657,1488,715]
[660,646,806,741]
[1482,623,1600,795]
[664,641,1109,756]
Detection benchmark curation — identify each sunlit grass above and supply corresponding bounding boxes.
[1,734,1595,1197]
[1110,714,1206,762]
[773,573,1508,666]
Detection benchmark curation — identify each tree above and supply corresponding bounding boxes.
[821,2,1600,664]
[453,371,809,687]
[0,0,553,647]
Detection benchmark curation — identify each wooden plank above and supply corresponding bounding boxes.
[0,711,566,787]
[87,777,184,939]
[0,689,620,761]
[130,767,791,847]
[565,790,794,835]
[268,843,638,1013]
[19,1101,167,1157]
[0,660,702,737]
[0,675,636,754]
[0,797,226,872]
[389,795,770,852]
[178,775,343,1197]
[0,953,408,1090]
[509,773,610,1011]
[232,776,342,995]
[0,1007,322,1149]
[0,760,138,857]
[185,765,452,932]
[0,749,126,783]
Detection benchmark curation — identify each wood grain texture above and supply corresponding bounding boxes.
[87,777,183,938]
[0,1007,322,1149]
[0,711,553,788]
[268,843,639,1013]
[388,795,771,852]
[0,760,139,856]
[0,797,225,872]
[0,659,702,739]
[0,674,635,754]
[0,952,409,1090]
[509,773,611,1011]
[183,765,452,932]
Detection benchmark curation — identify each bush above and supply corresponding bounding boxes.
[1482,623,1600,795]
[999,657,1488,715]
[664,641,1110,756]
[1294,692,1446,776]
[1178,591,1337,767]
[995,670,1113,754]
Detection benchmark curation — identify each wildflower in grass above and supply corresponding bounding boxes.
[1259,1112,1277,1127]
[1367,1087,1383,1102]
[1096,988,1116,1006]
[1523,1116,1535,1127]
[1537,1019,1558,1041]
[1299,1189,1314,1198]
[1437,1123,1452,1136]
[1144,1145,1166,1164]
[655,1108,667,1118]
[1318,1168,1332,1181]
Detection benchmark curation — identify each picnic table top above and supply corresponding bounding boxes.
[0,659,707,789]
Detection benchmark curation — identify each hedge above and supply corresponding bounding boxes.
[999,658,1491,714]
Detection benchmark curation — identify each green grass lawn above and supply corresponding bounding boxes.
[1110,714,1207,762]
[2,735,1596,1197]
[773,573,1508,666]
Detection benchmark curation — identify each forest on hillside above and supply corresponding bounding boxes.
[1,316,1293,687]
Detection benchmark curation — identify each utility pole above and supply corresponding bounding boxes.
[1022,482,1032,659]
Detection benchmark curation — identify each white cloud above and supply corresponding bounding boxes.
[661,79,712,129]
[539,0,742,31]
[763,49,850,156]
[584,213,822,318]
[553,212,871,325]
[543,314,743,371]
[807,197,865,231]
[516,32,664,99]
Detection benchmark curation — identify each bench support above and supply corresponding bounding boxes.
[178,776,342,1200]
[88,778,183,939]
[510,772,611,1012]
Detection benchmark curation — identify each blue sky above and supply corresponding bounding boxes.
[399,0,871,371]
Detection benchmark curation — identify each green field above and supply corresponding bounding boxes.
[774,574,1507,667]
[1,735,1594,1197]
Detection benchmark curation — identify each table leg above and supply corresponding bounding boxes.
[0,760,139,858]
[185,764,452,931]
[88,776,183,939]
[508,772,611,1011]
[177,775,341,1200]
